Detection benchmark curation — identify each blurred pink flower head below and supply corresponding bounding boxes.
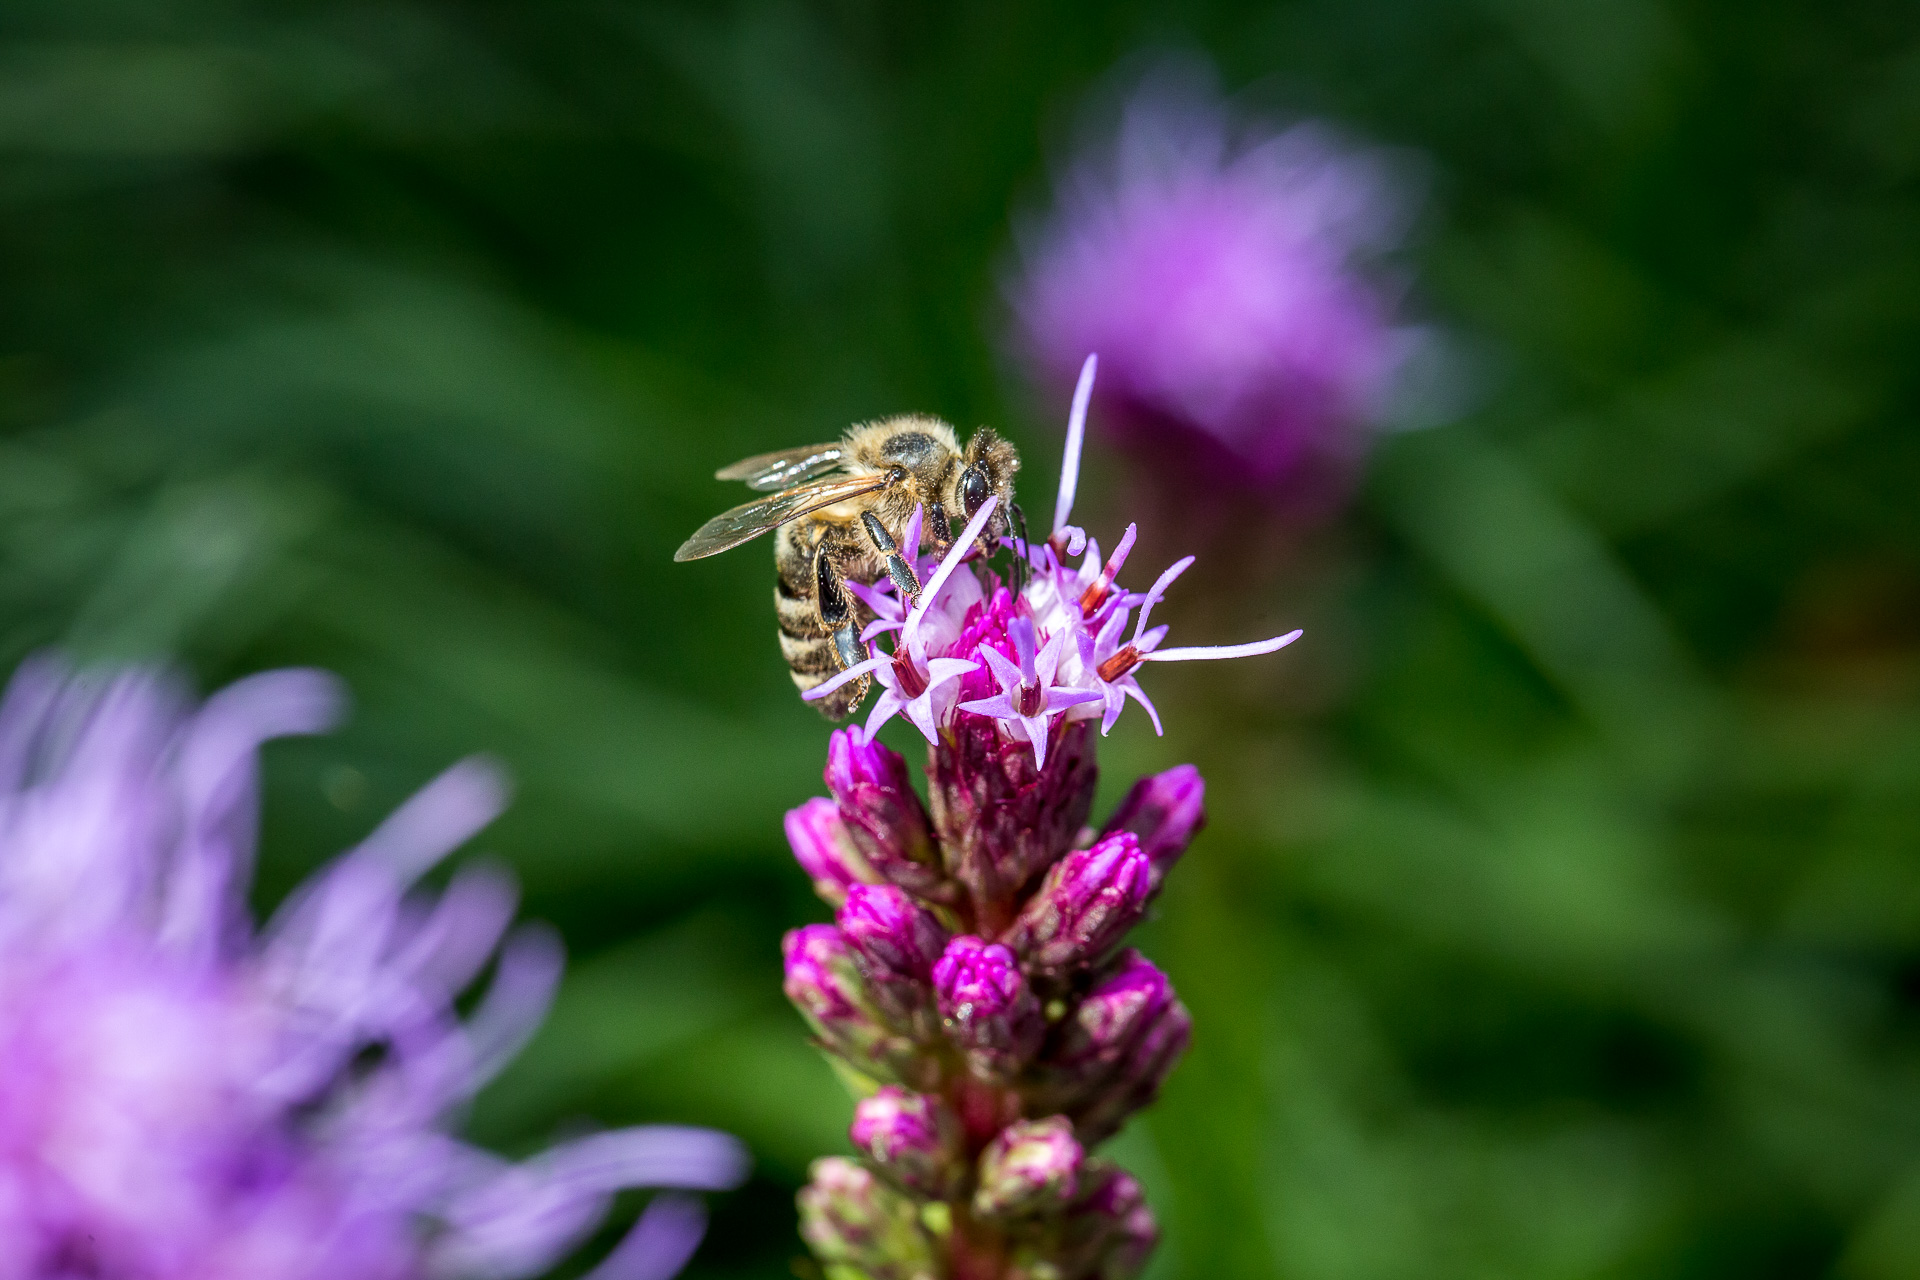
[0,658,745,1280]
[1010,62,1420,506]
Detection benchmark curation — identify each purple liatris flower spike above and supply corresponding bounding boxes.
[1008,59,1420,512]
[773,358,1300,1278]
[0,657,746,1280]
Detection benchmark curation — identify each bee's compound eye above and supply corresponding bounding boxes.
[960,466,991,517]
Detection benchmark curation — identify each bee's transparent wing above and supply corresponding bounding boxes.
[715,444,845,492]
[674,473,893,561]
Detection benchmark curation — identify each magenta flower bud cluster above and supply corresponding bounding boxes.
[784,722,1200,1279]
[778,357,1297,1278]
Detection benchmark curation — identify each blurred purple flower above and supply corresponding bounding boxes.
[1010,62,1418,503]
[0,658,746,1280]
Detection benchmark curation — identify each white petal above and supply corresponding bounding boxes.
[802,655,888,701]
[864,688,905,736]
[1023,714,1052,769]
[1034,626,1071,686]
[1123,681,1165,736]
[1053,353,1097,535]
[1147,630,1304,662]
[1134,555,1196,641]
[904,692,943,744]
[979,646,1024,690]
[907,495,997,635]
[923,657,981,688]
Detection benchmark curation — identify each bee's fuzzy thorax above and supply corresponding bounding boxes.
[842,415,962,467]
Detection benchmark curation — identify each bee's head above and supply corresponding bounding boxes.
[956,427,1020,541]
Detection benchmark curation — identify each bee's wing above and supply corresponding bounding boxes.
[715,443,846,492]
[673,472,894,561]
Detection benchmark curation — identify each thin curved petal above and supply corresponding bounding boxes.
[584,1193,709,1280]
[801,655,888,702]
[901,505,924,565]
[979,645,1025,692]
[957,694,1019,719]
[923,658,981,688]
[907,495,997,635]
[1134,556,1197,640]
[1054,353,1098,534]
[845,578,902,618]
[864,688,905,737]
[1122,680,1165,736]
[1148,630,1303,662]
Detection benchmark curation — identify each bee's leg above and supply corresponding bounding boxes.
[814,542,866,672]
[860,511,922,604]
[925,500,954,555]
[1008,501,1031,595]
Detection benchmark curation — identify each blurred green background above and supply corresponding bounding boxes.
[2,0,1919,1276]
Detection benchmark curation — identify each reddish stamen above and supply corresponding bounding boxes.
[1096,646,1144,683]
[1078,574,1115,618]
[1015,682,1045,717]
[891,648,928,699]
[1078,528,1137,617]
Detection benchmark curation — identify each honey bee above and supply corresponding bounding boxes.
[675,417,1020,718]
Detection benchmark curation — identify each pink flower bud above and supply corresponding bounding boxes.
[797,1156,936,1274]
[932,935,1044,1072]
[972,1116,1083,1218]
[1059,1163,1160,1280]
[827,726,943,895]
[1077,996,1191,1142]
[836,884,950,1035]
[838,884,949,982]
[1031,951,1192,1142]
[781,925,925,1083]
[785,797,873,908]
[848,1087,963,1199]
[781,925,873,1039]
[1002,831,1150,975]
[1101,764,1205,888]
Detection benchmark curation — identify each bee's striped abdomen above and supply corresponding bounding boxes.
[773,522,868,719]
